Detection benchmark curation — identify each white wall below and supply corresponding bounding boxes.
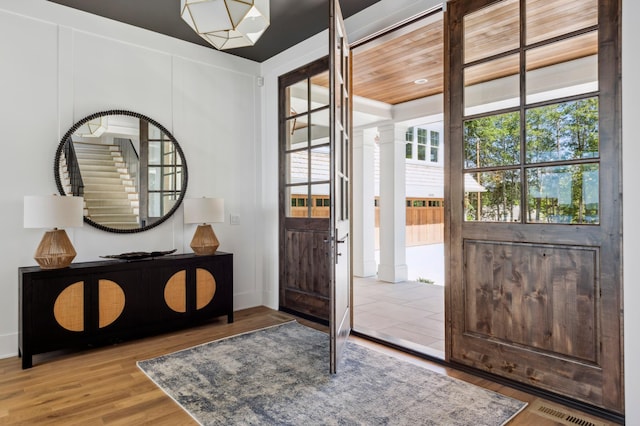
[0,0,263,358]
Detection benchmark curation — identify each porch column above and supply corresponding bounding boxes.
[353,127,376,277]
[377,123,408,283]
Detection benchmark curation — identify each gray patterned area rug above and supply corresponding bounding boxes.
[137,321,526,425]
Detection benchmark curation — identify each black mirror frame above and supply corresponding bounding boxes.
[54,109,189,234]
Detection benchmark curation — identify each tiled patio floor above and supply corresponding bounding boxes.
[353,276,445,358]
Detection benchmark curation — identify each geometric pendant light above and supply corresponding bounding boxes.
[180,0,270,50]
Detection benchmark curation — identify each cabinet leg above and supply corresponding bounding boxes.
[228,312,234,323]
[22,353,32,369]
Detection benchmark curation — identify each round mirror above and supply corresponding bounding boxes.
[55,110,188,233]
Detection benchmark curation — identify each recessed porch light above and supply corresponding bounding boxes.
[414,78,429,84]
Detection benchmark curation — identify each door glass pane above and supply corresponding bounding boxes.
[310,183,330,218]
[526,164,599,224]
[163,141,176,164]
[286,151,308,184]
[464,111,520,169]
[163,194,177,216]
[287,80,308,116]
[148,123,162,139]
[464,0,519,64]
[310,71,330,109]
[311,146,330,182]
[343,178,349,219]
[526,98,599,163]
[526,0,598,45]
[464,54,519,115]
[286,185,309,218]
[162,166,177,191]
[148,167,160,190]
[174,167,183,189]
[286,116,308,150]
[148,141,161,165]
[465,170,521,222]
[310,109,330,146]
[148,192,161,217]
[526,32,598,104]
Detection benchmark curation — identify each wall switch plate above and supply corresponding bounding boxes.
[230,214,240,225]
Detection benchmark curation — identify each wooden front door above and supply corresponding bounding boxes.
[279,57,332,322]
[446,0,622,413]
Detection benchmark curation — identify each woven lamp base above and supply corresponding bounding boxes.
[34,229,77,269]
[190,224,220,255]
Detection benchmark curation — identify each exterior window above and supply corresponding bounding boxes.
[405,126,442,164]
[405,128,413,159]
[430,131,440,162]
[417,128,427,161]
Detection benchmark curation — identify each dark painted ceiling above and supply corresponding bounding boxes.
[47,0,381,62]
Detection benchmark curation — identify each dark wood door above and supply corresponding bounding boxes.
[279,58,332,322]
[329,0,352,374]
[445,0,622,413]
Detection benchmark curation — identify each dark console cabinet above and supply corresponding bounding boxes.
[19,252,233,369]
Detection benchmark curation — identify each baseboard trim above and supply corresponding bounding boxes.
[351,330,624,425]
[0,332,18,360]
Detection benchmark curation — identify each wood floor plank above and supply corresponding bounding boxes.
[0,306,618,425]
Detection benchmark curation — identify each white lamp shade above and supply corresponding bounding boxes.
[24,195,84,229]
[184,197,225,224]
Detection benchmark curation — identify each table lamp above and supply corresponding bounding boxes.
[24,195,84,269]
[184,197,224,255]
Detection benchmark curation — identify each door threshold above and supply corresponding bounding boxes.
[352,327,445,363]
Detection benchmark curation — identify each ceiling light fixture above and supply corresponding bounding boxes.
[413,78,429,85]
[181,0,270,50]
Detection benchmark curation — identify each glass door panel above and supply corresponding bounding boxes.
[525,98,599,163]
[463,0,519,64]
[526,163,599,224]
[526,32,598,104]
[464,170,521,222]
[464,112,520,168]
[525,0,597,45]
[287,80,309,116]
[464,54,519,116]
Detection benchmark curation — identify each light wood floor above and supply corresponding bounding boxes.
[0,306,619,425]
